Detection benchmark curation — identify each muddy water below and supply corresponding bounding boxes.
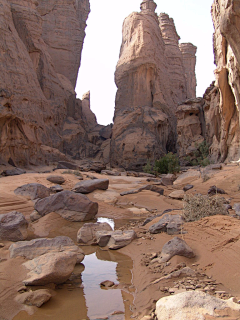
[13,217,135,320]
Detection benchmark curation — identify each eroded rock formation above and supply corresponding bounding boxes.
[177,0,240,163]
[110,0,197,170]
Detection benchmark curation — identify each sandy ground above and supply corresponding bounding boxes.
[1,164,240,319]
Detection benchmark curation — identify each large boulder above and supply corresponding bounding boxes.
[1,168,26,176]
[159,237,195,263]
[72,179,109,194]
[0,211,28,241]
[149,214,184,235]
[77,222,113,245]
[23,251,77,286]
[9,236,84,263]
[15,289,52,307]
[34,190,98,222]
[14,183,50,200]
[155,291,240,320]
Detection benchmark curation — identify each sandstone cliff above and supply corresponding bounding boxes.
[177,0,240,164]
[110,0,197,170]
[0,0,112,167]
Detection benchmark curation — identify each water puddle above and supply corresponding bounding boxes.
[13,246,134,320]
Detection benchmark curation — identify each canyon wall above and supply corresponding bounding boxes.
[177,0,240,164]
[0,0,111,167]
[110,0,197,170]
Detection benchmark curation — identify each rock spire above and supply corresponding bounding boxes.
[140,0,157,13]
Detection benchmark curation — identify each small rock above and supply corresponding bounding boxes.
[100,280,115,287]
[77,222,113,245]
[169,190,185,200]
[183,184,194,192]
[72,179,109,194]
[161,174,177,186]
[49,185,64,193]
[15,289,52,307]
[107,230,137,250]
[149,214,184,235]
[208,185,226,196]
[1,168,26,176]
[96,231,113,247]
[14,183,50,200]
[47,175,65,185]
[158,237,195,263]
[0,211,28,242]
[30,210,42,222]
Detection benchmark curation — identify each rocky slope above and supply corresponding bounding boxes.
[110,0,197,170]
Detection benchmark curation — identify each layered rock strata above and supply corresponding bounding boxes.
[110,0,197,170]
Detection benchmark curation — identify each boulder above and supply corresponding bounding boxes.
[107,230,137,250]
[1,168,26,176]
[96,231,113,247]
[47,175,65,185]
[161,174,177,186]
[57,161,79,170]
[233,203,240,216]
[34,190,98,222]
[23,251,77,286]
[0,211,28,241]
[15,289,52,307]
[14,183,50,200]
[149,214,184,235]
[72,179,109,194]
[169,190,185,200]
[101,170,121,176]
[100,280,115,287]
[173,170,200,185]
[9,236,84,263]
[208,185,226,196]
[155,291,240,320]
[159,237,195,263]
[183,184,193,192]
[77,222,113,245]
[49,185,64,193]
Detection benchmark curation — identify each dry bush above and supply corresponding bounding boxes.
[182,194,228,222]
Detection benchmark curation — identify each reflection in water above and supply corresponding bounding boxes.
[97,217,115,229]
[13,248,133,320]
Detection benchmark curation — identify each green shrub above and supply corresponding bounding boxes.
[154,152,180,174]
[182,194,227,222]
[143,160,152,174]
[184,140,210,167]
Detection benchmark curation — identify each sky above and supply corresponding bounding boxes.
[76,0,215,125]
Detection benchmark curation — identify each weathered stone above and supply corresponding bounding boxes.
[34,190,98,222]
[233,203,240,216]
[9,236,84,264]
[95,231,113,247]
[159,237,195,263]
[149,214,184,235]
[183,184,194,192]
[1,168,26,176]
[161,174,177,186]
[23,252,77,286]
[155,291,240,320]
[47,175,65,185]
[14,183,50,200]
[174,170,200,185]
[72,179,109,194]
[101,170,121,176]
[30,210,42,222]
[108,230,137,250]
[0,211,28,242]
[15,289,51,307]
[49,185,64,193]
[208,185,226,196]
[77,223,113,245]
[57,161,79,170]
[169,190,185,200]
